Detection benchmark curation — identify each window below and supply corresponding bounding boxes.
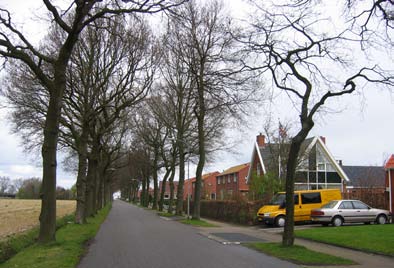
[352,201,369,209]
[317,163,325,171]
[294,194,299,205]
[301,192,322,204]
[233,174,237,183]
[339,201,353,209]
[318,172,325,183]
[257,163,261,176]
[218,177,221,185]
[211,193,216,200]
[228,175,231,183]
[327,172,341,183]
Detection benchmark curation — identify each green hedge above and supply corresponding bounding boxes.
[186,199,266,225]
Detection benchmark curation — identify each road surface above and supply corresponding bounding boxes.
[78,200,298,268]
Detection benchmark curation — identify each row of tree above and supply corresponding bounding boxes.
[0,0,392,247]
[0,176,75,199]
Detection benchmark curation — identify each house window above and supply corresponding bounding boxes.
[218,177,221,185]
[211,193,216,200]
[317,163,325,171]
[233,173,237,183]
[257,163,261,176]
[228,175,231,183]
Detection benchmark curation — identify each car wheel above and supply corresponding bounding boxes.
[376,214,387,225]
[275,215,285,227]
[332,216,343,227]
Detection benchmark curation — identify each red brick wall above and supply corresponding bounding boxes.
[216,165,250,200]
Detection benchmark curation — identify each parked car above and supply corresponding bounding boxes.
[257,189,341,227]
[311,200,392,227]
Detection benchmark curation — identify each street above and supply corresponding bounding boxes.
[78,200,298,268]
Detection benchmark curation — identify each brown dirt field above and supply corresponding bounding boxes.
[0,199,76,239]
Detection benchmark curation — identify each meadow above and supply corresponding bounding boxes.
[0,199,76,239]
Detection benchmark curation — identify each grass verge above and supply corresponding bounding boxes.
[179,219,218,227]
[0,204,111,268]
[247,242,355,266]
[157,212,174,217]
[295,224,394,256]
[0,214,74,263]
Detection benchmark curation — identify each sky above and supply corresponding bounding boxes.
[0,1,393,189]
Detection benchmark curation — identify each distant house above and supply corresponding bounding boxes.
[159,181,179,200]
[247,134,350,192]
[341,165,386,208]
[385,154,394,213]
[216,163,250,200]
[183,172,220,200]
[342,165,385,191]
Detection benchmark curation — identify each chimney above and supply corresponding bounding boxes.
[256,133,265,147]
[320,136,326,144]
[337,160,343,166]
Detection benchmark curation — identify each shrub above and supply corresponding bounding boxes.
[186,199,267,225]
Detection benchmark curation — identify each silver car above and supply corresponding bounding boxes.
[311,200,391,227]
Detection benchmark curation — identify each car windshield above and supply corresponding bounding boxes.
[321,200,338,208]
[269,193,286,205]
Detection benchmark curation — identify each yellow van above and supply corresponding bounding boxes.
[257,189,342,227]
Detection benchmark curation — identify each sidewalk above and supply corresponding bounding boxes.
[194,218,394,268]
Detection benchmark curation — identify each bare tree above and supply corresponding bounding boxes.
[0,176,11,195]
[0,0,186,243]
[242,1,393,246]
[167,0,258,219]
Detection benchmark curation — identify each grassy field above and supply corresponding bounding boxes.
[296,224,394,256]
[0,199,76,239]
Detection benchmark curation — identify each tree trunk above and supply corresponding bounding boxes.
[192,80,206,220]
[159,168,171,211]
[152,147,159,210]
[175,146,185,215]
[38,87,63,243]
[75,126,88,224]
[282,121,313,246]
[168,166,176,214]
[85,154,98,217]
[141,176,147,206]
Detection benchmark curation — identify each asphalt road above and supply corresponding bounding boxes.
[78,200,299,268]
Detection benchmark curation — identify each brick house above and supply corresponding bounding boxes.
[183,172,220,200]
[158,181,178,200]
[342,165,387,208]
[385,154,394,213]
[247,134,350,192]
[216,163,250,200]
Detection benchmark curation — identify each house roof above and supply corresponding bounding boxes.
[247,136,349,182]
[342,166,385,187]
[219,163,250,176]
[186,171,220,182]
[384,154,394,170]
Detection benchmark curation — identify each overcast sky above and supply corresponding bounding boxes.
[0,1,393,189]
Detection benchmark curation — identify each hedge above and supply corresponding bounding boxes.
[185,199,266,225]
